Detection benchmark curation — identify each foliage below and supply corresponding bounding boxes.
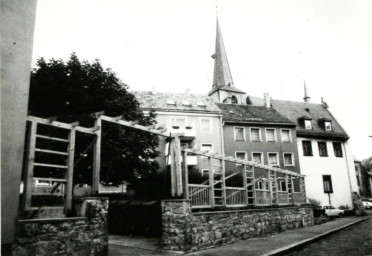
[28,53,159,185]
[307,198,321,208]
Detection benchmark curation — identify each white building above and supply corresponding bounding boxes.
[248,84,359,208]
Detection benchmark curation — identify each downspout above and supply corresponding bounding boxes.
[342,140,355,208]
[219,115,225,155]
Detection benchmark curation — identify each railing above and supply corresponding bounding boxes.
[188,184,211,208]
[277,192,289,205]
[226,187,246,206]
[255,190,271,206]
[292,193,303,204]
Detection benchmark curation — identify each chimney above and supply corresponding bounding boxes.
[264,93,271,108]
[151,85,157,94]
[185,88,190,95]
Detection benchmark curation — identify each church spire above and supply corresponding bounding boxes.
[212,17,234,88]
[303,80,311,103]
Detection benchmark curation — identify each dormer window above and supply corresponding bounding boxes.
[299,116,312,129]
[231,95,238,104]
[166,99,176,105]
[319,118,332,131]
[181,100,191,106]
[325,121,332,131]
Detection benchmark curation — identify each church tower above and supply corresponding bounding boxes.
[208,18,246,104]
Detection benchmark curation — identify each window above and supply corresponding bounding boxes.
[250,128,261,142]
[283,153,294,166]
[318,142,328,157]
[305,120,312,129]
[200,118,212,133]
[202,169,210,177]
[181,100,191,106]
[234,127,245,141]
[302,140,313,156]
[235,152,247,166]
[278,180,287,192]
[165,99,176,105]
[171,117,186,127]
[252,152,263,164]
[325,121,332,131]
[333,142,343,157]
[323,175,333,193]
[231,95,238,104]
[265,129,276,142]
[201,144,213,159]
[281,129,291,142]
[268,153,279,166]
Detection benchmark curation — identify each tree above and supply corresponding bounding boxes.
[28,53,160,186]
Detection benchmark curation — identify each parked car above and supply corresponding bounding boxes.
[313,207,326,218]
[319,205,344,217]
[362,200,372,209]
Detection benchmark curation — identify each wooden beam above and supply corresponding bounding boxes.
[22,121,37,211]
[65,129,75,210]
[242,164,248,206]
[221,159,226,206]
[92,116,102,194]
[174,136,182,196]
[169,138,176,197]
[182,151,189,199]
[208,156,214,208]
[91,111,105,118]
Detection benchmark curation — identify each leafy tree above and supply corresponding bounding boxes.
[28,53,160,186]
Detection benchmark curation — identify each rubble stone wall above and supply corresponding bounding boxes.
[12,197,109,256]
[162,199,314,252]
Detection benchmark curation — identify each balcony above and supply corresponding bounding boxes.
[167,155,197,166]
[168,125,196,140]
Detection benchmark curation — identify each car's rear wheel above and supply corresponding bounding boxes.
[338,213,343,217]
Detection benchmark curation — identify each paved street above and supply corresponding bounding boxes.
[287,217,372,256]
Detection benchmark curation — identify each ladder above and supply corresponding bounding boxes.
[211,159,225,206]
[244,165,255,205]
[22,118,75,217]
[269,170,278,205]
[300,177,307,203]
[287,175,293,204]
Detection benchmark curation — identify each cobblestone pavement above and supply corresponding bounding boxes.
[287,218,372,256]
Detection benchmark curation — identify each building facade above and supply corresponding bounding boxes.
[132,91,224,177]
[248,87,359,207]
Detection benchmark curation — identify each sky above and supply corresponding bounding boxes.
[32,0,372,159]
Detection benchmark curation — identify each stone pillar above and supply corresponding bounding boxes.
[161,199,191,251]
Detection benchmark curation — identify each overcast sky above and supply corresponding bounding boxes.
[32,0,372,159]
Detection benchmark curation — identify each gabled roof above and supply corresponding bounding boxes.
[246,95,349,140]
[132,91,221,114]
[208,84,245,96]
[216,103,295,126]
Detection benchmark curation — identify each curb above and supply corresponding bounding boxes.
[263,216,372,256]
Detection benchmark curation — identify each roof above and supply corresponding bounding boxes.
[212,18,234,89]
[247,95,349,140]
[208,84,246,96]
[361,157,372,169]
[132,91,221,114]
[216,103,295,126]
[246,95,349,140]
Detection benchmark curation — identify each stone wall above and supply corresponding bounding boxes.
[12,197,109,256]
[162,199,314,252]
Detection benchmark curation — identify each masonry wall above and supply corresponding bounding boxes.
[11,197,109,256]
[162,200,313,252]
